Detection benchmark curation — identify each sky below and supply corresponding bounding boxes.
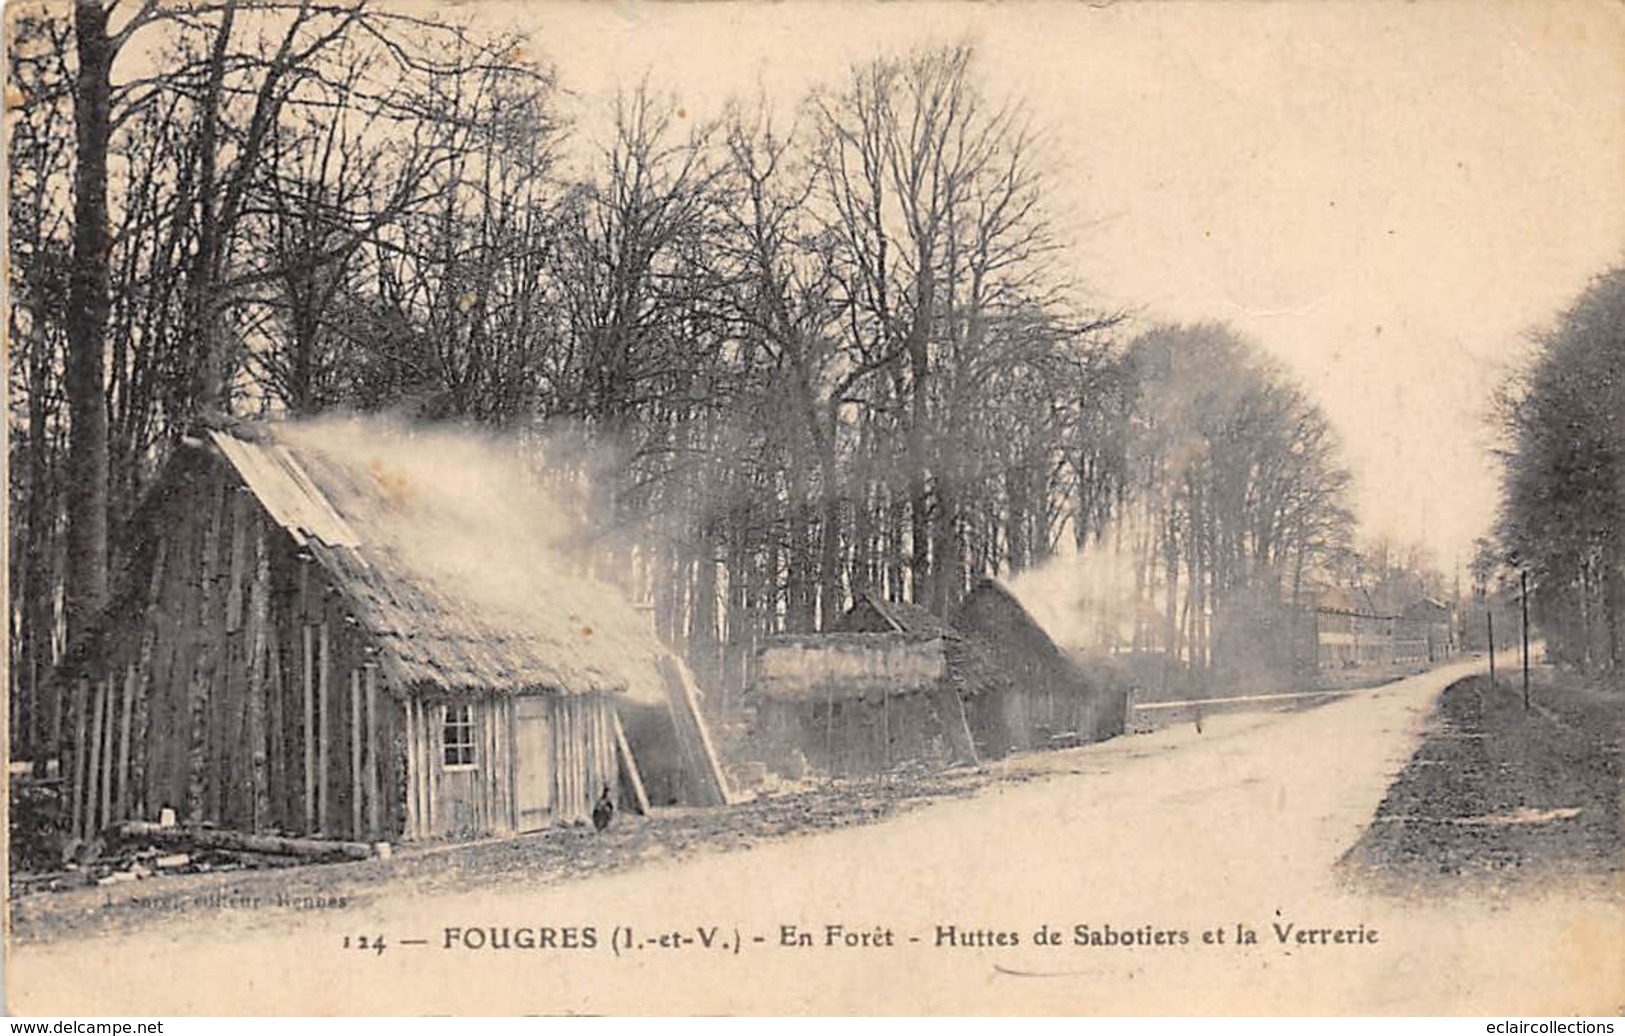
[494,0,1625,572]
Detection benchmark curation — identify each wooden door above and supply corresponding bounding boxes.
[513,697,554,831]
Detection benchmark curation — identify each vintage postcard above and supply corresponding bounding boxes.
[4,0,1622,1017]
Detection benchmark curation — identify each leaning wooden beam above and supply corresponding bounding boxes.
[114,821,375,861]
[611,710,651,816]
[656,656,730,807]
[953,690,981,767]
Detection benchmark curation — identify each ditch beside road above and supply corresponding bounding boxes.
[1341,667,1623,896]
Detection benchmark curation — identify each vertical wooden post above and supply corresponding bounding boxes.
[100,677,117,828]
[267,634,286,829]
[365,664,380,839]
[824,681,835,777]
[350,668,363,840]
[424,701,436,833]
[499,697,512,830]
[483,697,497,831]
[562,701,575,824]
[570,699,582,820]
[1521,570,1531,710]
[1487,611,1497,686]
[25,657,39,760]
[52,671,67,765]
[245,518,271,830]
[117,664,136,820]
[70,678,89,841]
[404,696,418,840]
[302,624,315,833]
[953,690,980,767]
[317,622,330,835]
[86,681,107,839]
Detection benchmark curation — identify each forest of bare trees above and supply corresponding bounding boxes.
[1495,265,1625,676]
[8,2,1360,755]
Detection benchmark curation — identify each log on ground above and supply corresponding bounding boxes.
[112,821,376,861]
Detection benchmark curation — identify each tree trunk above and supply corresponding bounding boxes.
[1161,508,1180,664]
[906,274,934,605]
[21,397,56,754]
[185,0,240,413]
[65,0,114,655]
[691,523,719,687]
[817,475,844,630]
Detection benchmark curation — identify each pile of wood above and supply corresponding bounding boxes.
[114,821,376,861]
[11,820,382,899]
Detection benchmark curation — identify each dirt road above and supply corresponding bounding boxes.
[9,658,1619,1015]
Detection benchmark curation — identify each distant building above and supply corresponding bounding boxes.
[1401,597,1457,662]
[1308,588,1456,669]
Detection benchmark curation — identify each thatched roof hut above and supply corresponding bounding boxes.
[62,416,726,847]
[751,579,1126,777]
[209,419,671,702]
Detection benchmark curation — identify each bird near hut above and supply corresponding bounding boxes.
[592,785,615,833]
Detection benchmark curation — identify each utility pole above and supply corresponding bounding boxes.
[1521,570,1531,709]
[1487,610,1496,686]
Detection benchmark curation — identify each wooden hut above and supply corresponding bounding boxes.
[60,417,727,847]
[949,580,1126,758]
[750,631,982,777]
[751,582,1125,777]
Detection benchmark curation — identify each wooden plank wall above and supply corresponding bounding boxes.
[69,456,402,845]
[404,695,507,841]
[766,688,966,779]
[399,693,622,840]
[552,696,618,824]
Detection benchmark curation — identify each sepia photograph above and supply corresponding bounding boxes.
[4,0,1622,1018]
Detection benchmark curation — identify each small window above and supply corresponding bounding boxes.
[443,704,477,769]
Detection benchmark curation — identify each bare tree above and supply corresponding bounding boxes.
[1118,323,1353,684]
[1498,265,1625,672]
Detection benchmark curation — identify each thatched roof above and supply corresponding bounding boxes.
[954,576,1080,669]
[839,593,958,638]
[207,418,669,702]
[754,625,1011,703]
[756,633,948,703]
[754,578,1123,713]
